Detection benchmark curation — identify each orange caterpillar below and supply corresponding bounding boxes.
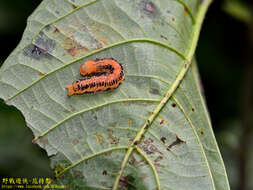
[66,58,124,96]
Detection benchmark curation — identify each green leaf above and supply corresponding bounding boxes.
[222,0,253,25]
[0,0,230,189]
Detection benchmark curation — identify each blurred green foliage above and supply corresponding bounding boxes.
[0,0,252,189]
[223,0,253,25]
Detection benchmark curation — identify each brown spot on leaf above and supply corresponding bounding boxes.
[119,176,129,188]
[95,134,102,144]
[119,175,135,189]
[192,107,195,112]
[143,137,153,144]
[137,159,148,167]
[154,163,164,168]
[200,128,204,135]
[142,143,157,154]
[167,135,185,150]
[39,72,46,77]
[129,157,136,165]
[97,38,108,46]
[160,119,165,125]
[72,139,79,145]
[160,35,168,40]
[141,138,163,155]
[53,27,60,34]
[154,155,163,162]
[64,37,88,56]
[144,2,156,14]
[160,137,166,143]
[171,103,176,107]
[129,137,134,143]
[128,120,132,127]
[95,42,103,50]
[72,4,78,9]
[184,7,188,16]
[140,134,145,143]
[107,129,120,145]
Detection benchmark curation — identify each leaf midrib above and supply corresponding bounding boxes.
[112,0,214,189]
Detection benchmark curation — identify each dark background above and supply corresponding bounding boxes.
[0,0,252,189]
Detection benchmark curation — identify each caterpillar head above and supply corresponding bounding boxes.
[80,60,97,76]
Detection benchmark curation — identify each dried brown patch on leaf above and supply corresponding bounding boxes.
[107,129,120,145]
[142,1,157,17]
[53,27,60,34]
[160,136,166,144]
[39,72,46,76]
[200,128,204,135]
[64,37,88,56]
[159,119,165,125]
[140,137,163,155]
[167,135,186,151]
[119,175,136,190]
[128,157,136,166]
[95,133,102,144]
[154,155,164,163]
[97,38,108,46]
[184,7,188,16]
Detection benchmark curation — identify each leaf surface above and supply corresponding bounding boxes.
[0,0,230,189]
